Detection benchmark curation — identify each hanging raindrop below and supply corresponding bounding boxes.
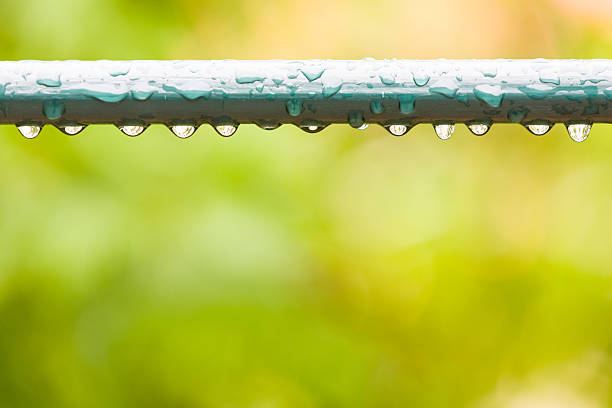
[370,100,384,114]
[348,111,365,129]
[386,125,408,136]
[215,124,238,137]
[171,125,196,139]
[566,122,591,142]
[258,124,281,130]
[467,123,490,136]
[526,123,551,136]
[285,99,303,117]
[298,121,327,133]
[301,125,326,133]
[17,125,41,139]
[256,120,281,130]
[434,123,455,140]
[119,125,145,136]
[61,125,85,135]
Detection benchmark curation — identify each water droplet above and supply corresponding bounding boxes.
[17,125,41,139]
[61,125,85,135]
[539,70,560,86]
[566,123,591,142]
[468,123,490,136]
[474,85,504,108]
[109,68,130,77]
[131,90,154,101]
[413,71,430,87]
[322,75,343,97]
[161,84,210,101]
[348,111,365,128]
[300,125,326,133]
[508,108,529,123]
[386,125,409,136]
[430,79,459,98]
[171,125,196,138]
[119,125,145,136]
[526,123,551,136]
[456,93,470,106]
[286,99,303,117]
[235,75,266,84]
[434,123,454,140]
[379,72,396,85]
[37,78,61,87]
[87,90,130,103]
[300,67,324,82]
[358,123,369,130]
[519,84,556,99]
[478,66,497,78]
[299,121,327,133]
[398,95,415,114]
[256,120,281,130]
[43,99,65,120]
[215,125,237,137]
[370,100,385,114]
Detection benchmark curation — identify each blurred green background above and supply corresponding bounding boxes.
[1,0,612,407]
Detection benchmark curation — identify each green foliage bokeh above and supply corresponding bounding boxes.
[1,0,612,406]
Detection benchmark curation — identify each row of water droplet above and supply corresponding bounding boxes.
[14,121,593,142]
[387,122,591,142]
[16,124,239,139]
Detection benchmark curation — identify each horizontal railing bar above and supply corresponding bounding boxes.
[0,60,608,141]
[0,59,609,124]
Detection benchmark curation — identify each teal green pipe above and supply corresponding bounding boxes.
[0,59,609,140]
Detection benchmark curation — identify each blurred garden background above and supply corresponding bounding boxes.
[1,0,612,406]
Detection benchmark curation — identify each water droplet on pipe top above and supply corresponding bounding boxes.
[413,70,430,86]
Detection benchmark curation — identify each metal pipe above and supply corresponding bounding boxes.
[1,59,609,140]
